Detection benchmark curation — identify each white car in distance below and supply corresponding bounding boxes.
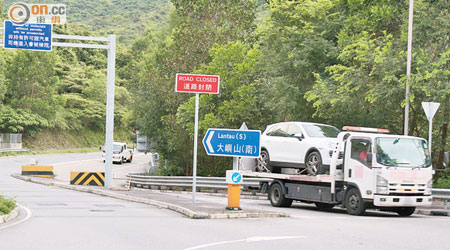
[102,142,133,164]
[258,122,341,175]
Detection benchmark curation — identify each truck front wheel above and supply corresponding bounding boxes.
[269,182,292,207]
[344,188,366,215]
[394,207,415,217]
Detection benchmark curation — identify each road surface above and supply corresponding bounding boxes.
[1,153,449,250]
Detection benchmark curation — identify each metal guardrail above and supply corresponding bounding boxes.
[432,188,450,208]
[128,174,271,192]
[128,174,450,201]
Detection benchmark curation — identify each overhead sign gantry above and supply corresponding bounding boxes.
[1,3,116,188]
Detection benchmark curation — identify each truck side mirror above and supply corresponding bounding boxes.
[444,152,449,169]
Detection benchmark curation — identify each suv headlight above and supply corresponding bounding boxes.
[425,179,432,195]
[377,175,389,194]
[327,142,336,149]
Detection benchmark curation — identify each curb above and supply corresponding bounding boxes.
[11,174,287,219]
[416,209,448,216]
[0,206,19,225]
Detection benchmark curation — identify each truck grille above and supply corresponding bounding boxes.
[388,183,426,195]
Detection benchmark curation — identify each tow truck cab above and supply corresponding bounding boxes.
[333,127,433,215]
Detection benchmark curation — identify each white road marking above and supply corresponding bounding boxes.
[52,158,99,166]
[0,204,32,231]
[183,236,309,250]
[206,131,215,153]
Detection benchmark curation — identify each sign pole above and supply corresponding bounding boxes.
[192,93,199,203]
[428,119,432,154]
[404,0,414,136]
[175,74,220,203]
[104,34,116,189]
[235,122,249,171]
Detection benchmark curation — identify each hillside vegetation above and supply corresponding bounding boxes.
[2,0,172,45]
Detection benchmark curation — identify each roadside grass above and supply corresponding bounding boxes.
[0,196,16,215]
[0,148,100,157]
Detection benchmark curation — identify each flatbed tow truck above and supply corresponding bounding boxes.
[243,126,448,216]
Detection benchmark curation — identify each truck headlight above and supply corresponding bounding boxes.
[425,179,432,195]
[377,175,389,194]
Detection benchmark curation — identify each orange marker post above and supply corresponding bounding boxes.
[226,170,242,210]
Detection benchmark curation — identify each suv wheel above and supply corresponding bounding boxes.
[257,150,272,172]
[305,151,322,175]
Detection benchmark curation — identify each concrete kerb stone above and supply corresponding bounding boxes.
[12,174,288,219]
[0,206,19,225]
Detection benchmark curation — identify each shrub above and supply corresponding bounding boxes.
[0,196,16,215]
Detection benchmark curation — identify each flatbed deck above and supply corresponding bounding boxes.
[241,170,340,183]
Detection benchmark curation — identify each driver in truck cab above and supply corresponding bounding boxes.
[358,143,371,167]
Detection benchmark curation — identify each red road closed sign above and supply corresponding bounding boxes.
[175,74,220,94]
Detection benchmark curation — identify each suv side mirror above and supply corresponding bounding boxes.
[444,152,449,169]
[294,133,304,141]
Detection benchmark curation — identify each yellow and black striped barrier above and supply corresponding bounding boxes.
[21,165,54,178]
[70,172,105,186]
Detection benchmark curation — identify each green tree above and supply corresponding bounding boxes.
[305,0,449,168]
[258,0,342,122]
[4,51,62,124]
[127,0,258,175]
[0,106,49,134]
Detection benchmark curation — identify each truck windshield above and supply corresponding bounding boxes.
[375,138,431,167]
[302,124,340,138]
[113,145,122,153]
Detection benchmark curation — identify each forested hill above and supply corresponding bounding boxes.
[2,0,172,45]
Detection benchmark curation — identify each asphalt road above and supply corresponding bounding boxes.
[1,153,450,250]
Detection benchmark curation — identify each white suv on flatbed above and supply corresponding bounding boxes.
[258,122,341,175]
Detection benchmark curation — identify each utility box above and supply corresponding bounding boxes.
[0,133,22,150]
[136,131,156,153]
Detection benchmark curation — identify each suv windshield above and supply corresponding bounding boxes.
[302,124,340,138]
[376,138,431,167]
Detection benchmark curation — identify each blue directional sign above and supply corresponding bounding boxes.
[231,172,242,184]
[3,20,52,51]
[202,128,261,158]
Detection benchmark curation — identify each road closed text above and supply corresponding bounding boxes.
[175,74,220,94]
